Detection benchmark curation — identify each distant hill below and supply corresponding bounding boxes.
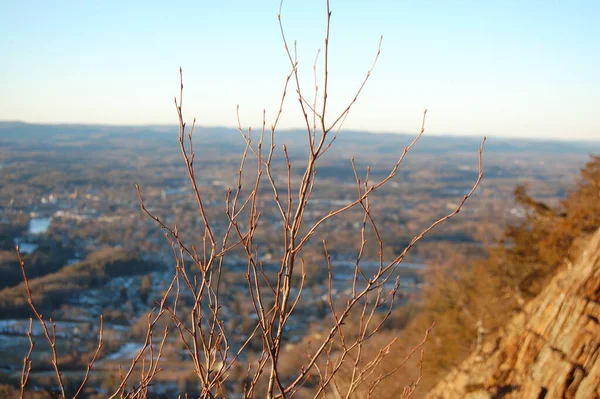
[1,121,599,157]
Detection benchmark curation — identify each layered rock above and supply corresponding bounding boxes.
[427,228,600,399]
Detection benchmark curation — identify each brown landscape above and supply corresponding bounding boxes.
[2,109,599,398]
[1,1,599,398]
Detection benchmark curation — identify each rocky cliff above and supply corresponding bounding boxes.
[426,228,600,399]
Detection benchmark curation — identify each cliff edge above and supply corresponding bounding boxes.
[426,227,600,399]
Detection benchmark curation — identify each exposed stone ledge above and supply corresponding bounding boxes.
[426,228,600,399]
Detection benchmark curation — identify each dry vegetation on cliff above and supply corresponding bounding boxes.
[405,155,600,395]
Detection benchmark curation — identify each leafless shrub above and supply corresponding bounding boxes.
[16,249,104,399]
[17,1,484,398]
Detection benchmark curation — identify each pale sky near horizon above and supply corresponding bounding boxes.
[1,1,598,140]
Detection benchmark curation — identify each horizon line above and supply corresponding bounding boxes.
[1,119,598,144]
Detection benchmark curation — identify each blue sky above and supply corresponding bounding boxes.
[1,0,598,140]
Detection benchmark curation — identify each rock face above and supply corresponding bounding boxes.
[427,228,600,399]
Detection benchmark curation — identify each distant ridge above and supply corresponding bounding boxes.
[1,121,599,155]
